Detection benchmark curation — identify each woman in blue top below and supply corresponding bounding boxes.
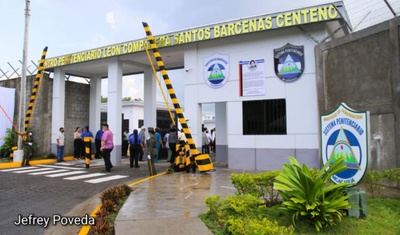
[129,129,143,168]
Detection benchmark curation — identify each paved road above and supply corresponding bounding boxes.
[0,158,169,235]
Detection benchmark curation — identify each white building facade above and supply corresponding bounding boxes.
[45,2,350,170]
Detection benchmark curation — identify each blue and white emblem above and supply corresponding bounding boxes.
[274,43,304,82]
[320,103,370,186]
[203,53,229,88]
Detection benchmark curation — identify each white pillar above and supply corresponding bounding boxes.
[108,58,123,166]
[143,67,157,129]
[215,102,227,162]
[51,68,65,154]
[90,76,102,132]
[184,87,202,149]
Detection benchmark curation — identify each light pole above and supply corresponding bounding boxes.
[18,0,30,150]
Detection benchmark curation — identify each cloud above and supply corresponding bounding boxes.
[106,11,116,29]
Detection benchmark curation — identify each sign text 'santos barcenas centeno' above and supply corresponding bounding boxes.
[44,3,342,68]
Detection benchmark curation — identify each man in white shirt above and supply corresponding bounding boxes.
[57,127,65,162]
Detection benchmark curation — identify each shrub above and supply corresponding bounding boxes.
[227,217,294,235]
[231,170,281,206]
[382,168,400,186]
[92,184,133,235]
[91,216,111,235]
[274,156,353,232]
[100,185,132,204]
[364,170,384,198]
[0,128,18,158]
[203,194,293,235]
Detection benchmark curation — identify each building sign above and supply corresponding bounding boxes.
[239,59,265,96]
[44,2,346,69]
[204,53,229,89]
[274,43,304,82]
[320,103,370,186]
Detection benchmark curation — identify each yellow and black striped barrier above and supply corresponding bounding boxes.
[142,22,213,173]
[84,136,92,168]
[24,46,48,132]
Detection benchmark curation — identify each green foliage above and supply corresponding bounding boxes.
[364,170,384,198]
[382,168,400,186]
[227,217,294,235]
[362,168,400,198]
[122,97,132,101]
[231,170,281,206]
[0,128,18,158]
[273,156,353,232]
[202,194,293,235]
[102,96,142,103]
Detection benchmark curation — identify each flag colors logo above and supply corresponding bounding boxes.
[274,43,304,82]
[203,53,229,88]
[320,103,370,186]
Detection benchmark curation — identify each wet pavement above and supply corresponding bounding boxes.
[0,157,169,235]
[114,164,242,235]
[1,156,242,235]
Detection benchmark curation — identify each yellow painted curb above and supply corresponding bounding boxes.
[0,156,75,169]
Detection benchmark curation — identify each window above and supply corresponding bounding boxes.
[243,99,286,135]
[138,119,144,128]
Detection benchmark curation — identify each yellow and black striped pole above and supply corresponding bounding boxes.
[142,22,213,172]
[24,46,48,132]
[84,136,93,168]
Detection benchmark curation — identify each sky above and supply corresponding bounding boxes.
[0,0,399,102]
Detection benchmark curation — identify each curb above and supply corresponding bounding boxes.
[77,172,167,235]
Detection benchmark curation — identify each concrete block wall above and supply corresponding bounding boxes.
[64,81,91,156]
[0,74,90,157]
[316,17,400,170]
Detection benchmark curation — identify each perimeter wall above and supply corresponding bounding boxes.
[316,17,400,170]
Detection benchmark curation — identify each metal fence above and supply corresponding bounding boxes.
[0,60,39,80]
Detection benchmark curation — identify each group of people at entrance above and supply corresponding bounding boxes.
[72,126,101,161]
[127,126,187,176]
[56,125,110,170]
[202,127,216,154]
[55,124,191,176]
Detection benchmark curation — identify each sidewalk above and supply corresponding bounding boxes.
[114,164,242,235]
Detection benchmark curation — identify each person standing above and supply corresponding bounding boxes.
[94,127,104,159]
[202,128,210,154]
[178,128,186,145]
[57,127,65,162]
[168,128,178,164]
[211,128,216,153]
[100,124,114,172]
[146,127,157,176]
[154,127,163,163]
[138,126,146,161]
[73,127,82,160]
[122,128,129,158]
[163,131,170,162]
[80,127,86,158]
[206,130,213,154]
[128,129,142,168]
[21,130,33,166]
[81,126,94,168]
